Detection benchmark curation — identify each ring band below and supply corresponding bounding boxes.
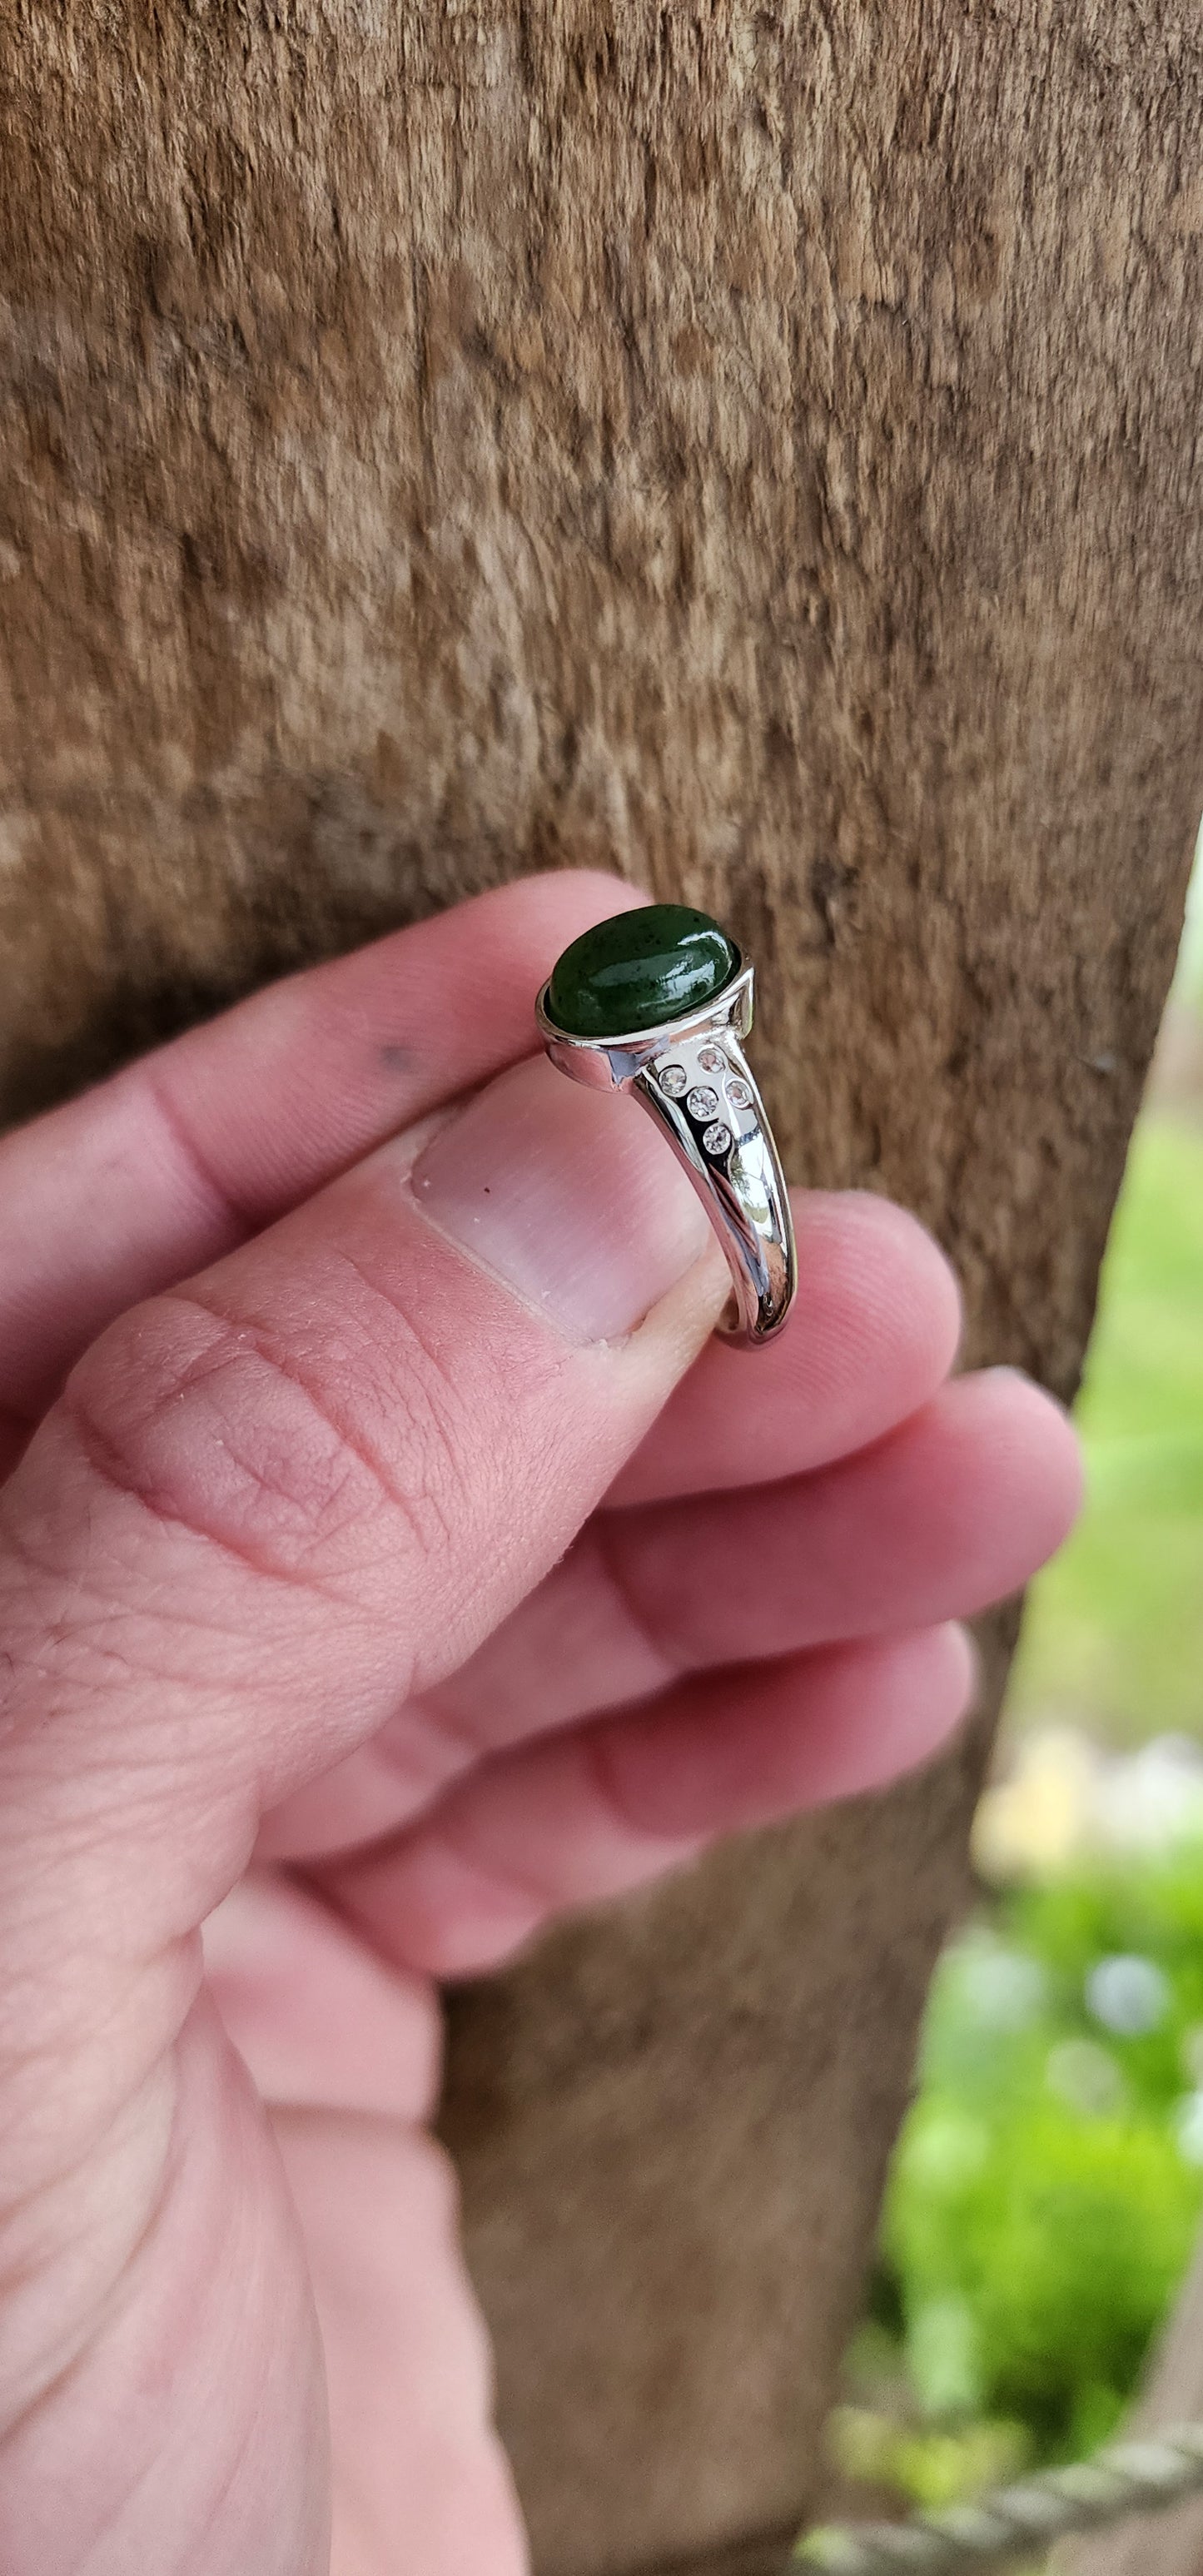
[538,906,797,1349]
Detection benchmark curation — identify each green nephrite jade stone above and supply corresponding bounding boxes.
[547,904,738,1038]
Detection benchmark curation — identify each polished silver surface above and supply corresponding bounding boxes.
[537,953,797,1348]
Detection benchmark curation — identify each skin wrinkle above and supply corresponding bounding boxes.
[0,1929,193,2071]
[286,2119,490,2569]
[0,1494,321,1698]
[164,1246,583,1815]
[0,1624,306,1725]
[0,1738,248,1892]
[162,2322,300,2576]
[0,1950,211,2265]
[180,1233,536,1596]
[359,1689,497,1824]
[341,1689,703,1948]
[582,1515,688,1698]
[0,1986,167,2087]
[0,2026,186,2260]
[141,1064,259,1246]
[333,1831,547,1962]
[0,1626,361,1888]
[0,1797,206,1908]
[58,1320,397,1609]
[368,1683,521,1807]
[402,1533,676,1777]
[0,2111,272,2576]
[0,1518,157,1723]
[331,1720,699,1980]
[0,1520,485,1909]
[316,1238,475,1571]
[0,2042,186,2423]
[0,1808,209,2040]
[110,1285,410,1568]
[306,1219,619,1677]
[7,1290,606,1888]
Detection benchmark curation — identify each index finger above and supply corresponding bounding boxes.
[0,869,642,1437]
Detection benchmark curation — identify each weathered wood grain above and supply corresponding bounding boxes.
[1,5,1200,2569]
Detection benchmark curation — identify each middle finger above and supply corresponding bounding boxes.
[260,1365,1079,1862]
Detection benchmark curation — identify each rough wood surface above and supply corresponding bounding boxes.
[1,6,1200,2572]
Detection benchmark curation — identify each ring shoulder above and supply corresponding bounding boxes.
[537,961,794,1347]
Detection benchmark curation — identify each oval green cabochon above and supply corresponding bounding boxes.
[546,904,738,1038]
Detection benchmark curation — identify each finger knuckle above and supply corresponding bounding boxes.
[60,1291,388,1582]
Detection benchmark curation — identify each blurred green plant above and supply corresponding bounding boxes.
[828,2394,1031,2514]
[1008,1112,1203,1741]
[856,1851,1203,2496]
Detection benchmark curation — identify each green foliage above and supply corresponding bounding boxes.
[828,2399,1030,2513]
[1009,1112,1203,1739]
[873,1855,1203,2475]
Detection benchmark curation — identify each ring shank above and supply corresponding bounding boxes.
[631,1035,793,1342]
[537,965,796,1349]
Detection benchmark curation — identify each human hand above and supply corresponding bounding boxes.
[0,873,1080,2574]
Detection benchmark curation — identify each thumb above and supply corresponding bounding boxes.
[0,1052,722,2346]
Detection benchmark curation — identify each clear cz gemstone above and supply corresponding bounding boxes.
[702,1121,733,1157]
[726,1077,753,1110]
[697,1045,724,1072]
[659,1064,688,1098]
[686,1085,719,1121]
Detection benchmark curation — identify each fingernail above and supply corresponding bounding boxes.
[410,1055,714,1342]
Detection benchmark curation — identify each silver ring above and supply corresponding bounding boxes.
[537,907,797,1349]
